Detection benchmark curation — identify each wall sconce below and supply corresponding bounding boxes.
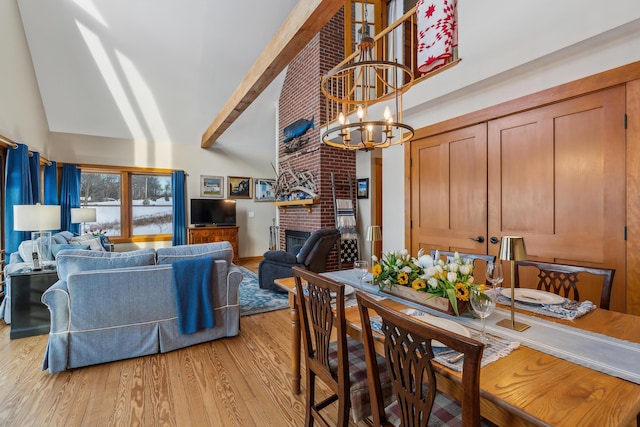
[496,236,530,332]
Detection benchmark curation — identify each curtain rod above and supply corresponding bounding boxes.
[0,134,52,165]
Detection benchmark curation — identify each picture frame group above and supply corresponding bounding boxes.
[200,175,277,201]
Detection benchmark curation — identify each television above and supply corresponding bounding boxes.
[190,199,237,226]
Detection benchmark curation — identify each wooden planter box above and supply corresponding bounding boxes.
[381,285,468,316]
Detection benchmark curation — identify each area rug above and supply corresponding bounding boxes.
[239,267,289,316]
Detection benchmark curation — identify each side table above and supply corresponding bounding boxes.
[9,268,58,339]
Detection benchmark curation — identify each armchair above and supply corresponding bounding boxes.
[258,228,340,292]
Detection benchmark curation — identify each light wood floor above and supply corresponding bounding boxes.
[0,260,363,427]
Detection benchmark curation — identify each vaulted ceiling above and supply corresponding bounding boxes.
[17,0,299,146]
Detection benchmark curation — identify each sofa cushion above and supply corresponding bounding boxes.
[56,248,157,281]
[51,243,90,259]
[156,242,233,265]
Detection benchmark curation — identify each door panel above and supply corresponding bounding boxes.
[488,86,626,311]
[410,124,488,255]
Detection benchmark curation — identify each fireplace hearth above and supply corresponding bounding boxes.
[285,230,311,252]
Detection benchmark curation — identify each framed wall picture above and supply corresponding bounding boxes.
[357,178,369,199]
[255,178,276,202]
[200,175,224,198]
[228,176,253,199]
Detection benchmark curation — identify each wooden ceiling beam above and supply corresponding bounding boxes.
[201,0,344,148]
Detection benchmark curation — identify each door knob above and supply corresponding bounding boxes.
[489,236,500,245]
[469,236,485,243]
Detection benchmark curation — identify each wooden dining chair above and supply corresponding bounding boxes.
[356,291,487,427]
[514,260,615,309]
[292,267,392,426]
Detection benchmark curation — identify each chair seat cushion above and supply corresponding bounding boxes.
[384,393,498,427]
[329,336,394,422]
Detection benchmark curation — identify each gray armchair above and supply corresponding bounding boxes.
[258,228,340,292]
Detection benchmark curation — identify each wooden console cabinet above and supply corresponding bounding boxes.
[188,226,239,262]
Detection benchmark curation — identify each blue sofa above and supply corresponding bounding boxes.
[41,242,242,373]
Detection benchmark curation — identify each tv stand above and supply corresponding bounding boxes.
[188,226,239,262]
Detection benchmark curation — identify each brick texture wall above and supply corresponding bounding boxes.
[277,8,355,271]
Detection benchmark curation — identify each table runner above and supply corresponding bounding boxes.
[323,270,640,385]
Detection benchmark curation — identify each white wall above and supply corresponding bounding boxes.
[0,0,49,153]
[48,76,284,257]
[378,0,640,252]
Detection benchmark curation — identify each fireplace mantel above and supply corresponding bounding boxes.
[274,199,318,213]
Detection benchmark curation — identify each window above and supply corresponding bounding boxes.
[80,168,172,241]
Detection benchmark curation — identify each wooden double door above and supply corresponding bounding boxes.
[410,85,626,312]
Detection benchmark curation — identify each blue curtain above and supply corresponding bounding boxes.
[29,151,41,203]
[43,161,59,205]
[4,143,34,255]
[172,170,186,246]
[60,164,81,234]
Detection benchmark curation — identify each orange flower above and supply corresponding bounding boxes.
[372,263,382,277]
[454,282,470,301]
[411,279,426,290]
[397,272,409,285]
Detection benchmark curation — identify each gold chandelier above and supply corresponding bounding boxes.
[321,13,414,151]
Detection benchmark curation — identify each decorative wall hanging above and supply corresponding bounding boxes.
[273,163,318,201]
[228,176,253,199]
[200,175,224,198]
[255,178,276,202]
[416,0,458,74]
[282,116,314,153]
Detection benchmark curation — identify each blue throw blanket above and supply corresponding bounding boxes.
[172,257,215,334]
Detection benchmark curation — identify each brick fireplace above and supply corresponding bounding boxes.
[277,8,354,271]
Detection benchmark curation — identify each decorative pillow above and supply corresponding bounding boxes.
[18,240,36,263]
[52,231,73,245]
[69,235,105,251]
[56,248,157,282]
[51,243,90,259]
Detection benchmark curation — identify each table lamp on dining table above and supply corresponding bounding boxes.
[366,225,381,264]
[497,236,530,331]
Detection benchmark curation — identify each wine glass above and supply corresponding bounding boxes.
[485,262,504,297]
[353,260,369,289]
[470,287,496,343]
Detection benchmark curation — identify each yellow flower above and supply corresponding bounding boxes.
[372,263,382,277]
[411,279,426,290]
[397,272,409,285]
[454,282,470,301]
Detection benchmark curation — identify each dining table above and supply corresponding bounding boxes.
[274,272,640,427]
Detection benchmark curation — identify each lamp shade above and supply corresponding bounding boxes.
[71,207,97,223]
[13,204,61,231]
[498,236,528,261]
[366,225,382,242]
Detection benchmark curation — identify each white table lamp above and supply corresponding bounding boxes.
[14,204,61,269]
[71,207,97,234]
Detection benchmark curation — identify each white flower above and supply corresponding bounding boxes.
[424,266,437,277]
[468,276,475,284]
[447,272,458,282]
[395,259,403,267]
[449,263,459,273]
[428,277,438,288]
[460,264,471,275]
[402,266,412,273]
[416,254,434,268]
[372,255,379,262]
[399,249,409,257]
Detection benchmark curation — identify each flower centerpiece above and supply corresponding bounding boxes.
[373,249,480,315]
